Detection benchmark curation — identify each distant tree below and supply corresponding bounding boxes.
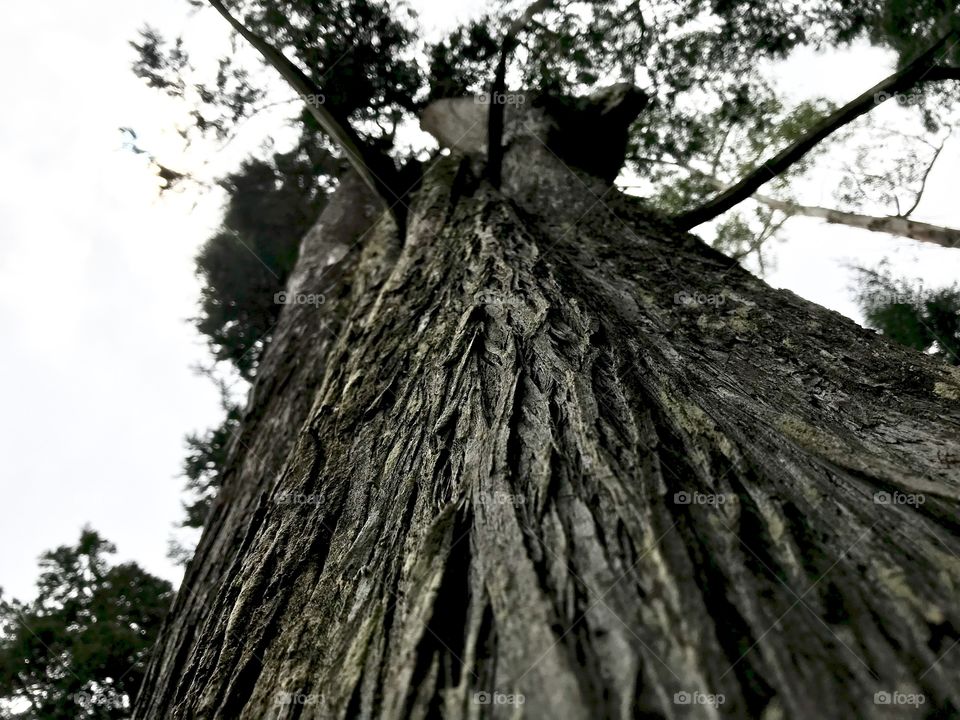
[0,530,173,719]
[177,374,243,532]
[855,265,960,365]
[194,132,334,379]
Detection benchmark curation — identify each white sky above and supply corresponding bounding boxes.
[0,1,956,602]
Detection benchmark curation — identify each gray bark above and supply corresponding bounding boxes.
[135,111,960,720]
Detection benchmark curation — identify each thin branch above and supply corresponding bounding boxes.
[709,124,734,176]
[732,208,776,263]
[487,0,555,186]
[675,31,958,230]
[646,157,960,249]
[214,96,301,154]
[205,0,405,228]
[902,132,948,217]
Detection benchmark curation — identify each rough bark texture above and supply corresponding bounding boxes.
[136,112,960,719]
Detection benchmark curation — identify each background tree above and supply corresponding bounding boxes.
[854,264,960,365]
[193,131,335,379]
[0,530,173,719]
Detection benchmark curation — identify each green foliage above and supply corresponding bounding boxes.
[129,26,189,98]
[181,395,242,530]
[132,0,423,143]
[129,0,960,535]
[426,19,499,101]
[131,25,263,141]
[243,0,423,123]
[194,132,332,379]
[0,530,173,719]
[855,265,960,364]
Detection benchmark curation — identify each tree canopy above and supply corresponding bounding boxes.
[129,0,960,538]
[131,0,960,359]
[0,530,173,719]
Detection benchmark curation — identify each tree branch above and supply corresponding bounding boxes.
[487,0,555,186]
[643,157,960,249]
[205,0,406,228]
[926,64,960,81]
[901,132,947,217]
[674,31,958,230]
[755,195,960,248]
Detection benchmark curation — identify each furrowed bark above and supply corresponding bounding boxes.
[137,109,960,720]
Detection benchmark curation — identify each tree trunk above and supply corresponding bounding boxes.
[135,121,960,719]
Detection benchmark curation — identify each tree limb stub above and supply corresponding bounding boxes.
[206,0,406,230]
[675,31,958,231]
[487,0,555,187]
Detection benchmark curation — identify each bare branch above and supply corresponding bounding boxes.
[675,31,958,230]
[647,157,960,249]
[902,132,948,217]
[205,0,406,227]
[487,0,555,186]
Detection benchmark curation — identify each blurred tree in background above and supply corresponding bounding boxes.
[854,265,960,364]
[0,530,172,719]
[193,130,335,380]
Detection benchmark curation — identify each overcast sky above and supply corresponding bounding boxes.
[0,1,957,602]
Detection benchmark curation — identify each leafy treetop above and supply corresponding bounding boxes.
[0,529,173,719]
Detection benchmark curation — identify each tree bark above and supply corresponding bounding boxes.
[135,122,960,719]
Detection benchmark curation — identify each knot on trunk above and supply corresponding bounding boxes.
[421,84,648,183]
